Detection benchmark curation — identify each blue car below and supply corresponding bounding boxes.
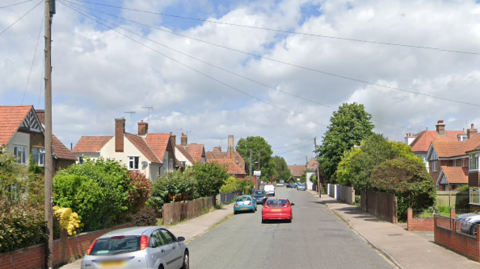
[233,195,257,214]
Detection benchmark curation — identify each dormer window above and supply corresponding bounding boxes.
[458,135,468,141]
[470,154,479,170]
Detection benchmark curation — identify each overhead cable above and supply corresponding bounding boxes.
[0,0,34,9]
[0,0,42,37]
[21,13,44,105]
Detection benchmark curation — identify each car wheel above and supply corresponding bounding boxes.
[262,219,266,223]
[234,211,237,215]
[181,250,189,269]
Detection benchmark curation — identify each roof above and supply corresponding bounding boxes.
[0,106,34,146]
[186,144,204,162]
[144,133,172,162]
[126,133,161,164]
[432,133,480,158]
[52,135,77,161]
[207,158,246,174]
[410,130,465,153]
[440,166,468,184]
[306,158,318,171]
[288,165,305,178]
[72,136,112,153]
[176,145,196,164]
[205,148,246,175]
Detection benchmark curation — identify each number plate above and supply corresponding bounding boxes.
[100,261,126,268]
[271,209,281,212]
[241,207,248,210]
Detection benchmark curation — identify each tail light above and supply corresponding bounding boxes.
[236,204,239,207]
[86,239,97,255]
[140,235,149,250]
[248,202,252,206]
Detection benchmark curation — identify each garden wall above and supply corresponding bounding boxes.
[327,184,355,204]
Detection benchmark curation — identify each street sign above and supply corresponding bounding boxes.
[254,170,261,176]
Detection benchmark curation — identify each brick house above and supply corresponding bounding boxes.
[0,105,76,171]
[174,133,206,167]
[205,135,246,179]
[72,119,176,181]
[288,164,305,182]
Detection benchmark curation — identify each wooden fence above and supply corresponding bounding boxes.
[361,190,397,224]
[436,191,469,207]
[162,196,216,225]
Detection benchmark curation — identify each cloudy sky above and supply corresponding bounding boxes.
[1,0,480,165]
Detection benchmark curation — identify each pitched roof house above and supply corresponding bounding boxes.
[205,135,246,178]
[288,165,305,181]
[174,133,206,167]
[72,119,176,181]
[0,106,77,171]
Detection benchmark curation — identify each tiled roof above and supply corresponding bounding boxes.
[411,130,465,153]
[72,136,112,153]
[205,148,246,175]
[288,165,305,178]
[307,158,318,170]
[207,158,245,175]
[187,144,204,162]
[441,166,468,184]
[176,145,196,164]
[126,133,161,164]
[432,133,480,158]
[144,133,171,163]
[52,135,77,161]
[0,106,32,146]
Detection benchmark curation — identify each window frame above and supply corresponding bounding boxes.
[128,156,139,170]
[32,148,45,167]
[13,145,27,164]
[432,161,438,172]
[470,154,479,170]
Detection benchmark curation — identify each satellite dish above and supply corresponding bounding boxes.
[141,161,148,166]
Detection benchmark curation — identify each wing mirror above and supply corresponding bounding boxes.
[290,203,295,206]
[177,236,185,242]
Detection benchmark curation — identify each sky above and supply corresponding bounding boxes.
[1,0,480,165]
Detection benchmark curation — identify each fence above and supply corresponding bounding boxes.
[361,191,397,224]
[436,191,469,207]
[0,223,132,269]
[219,191,243,205]
[162,196,216,225]
[327,184,355,204]
[434,215,480,262]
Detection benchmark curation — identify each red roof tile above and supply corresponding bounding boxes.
[0,106,33,146]
[72,136,112,153]
[126,133,161,164]
[207,159,245,175]
[187,144,205,162]
[440,166,468,184]
[52,135,77,161]
[432,133,480,158]
[144,133,171,163]
[176,145,196,164]
[205,148,246,175]
[411,130,465,153]
[288,165,305,178]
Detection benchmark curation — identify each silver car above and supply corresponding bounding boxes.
[81,226,189,269]
[456,213,480,236]
[297,183,306,191]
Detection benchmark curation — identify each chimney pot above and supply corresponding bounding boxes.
[467,124,478,139]
[471,124,474,130]
[181,133,188,146]
[436,120,446,136]
[137,120,148,136]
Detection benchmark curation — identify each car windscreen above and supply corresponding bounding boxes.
[236,197,251,202]
[266,200,288,206]
[90,236,141,256]
[254,191,266,195]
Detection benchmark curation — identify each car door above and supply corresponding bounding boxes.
[160,229,184,269]
[149,230,169,268]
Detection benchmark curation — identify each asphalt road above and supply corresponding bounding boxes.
[188,188,394,269]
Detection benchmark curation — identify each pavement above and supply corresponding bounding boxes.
[58,203,234,269]
[306,190,480,269]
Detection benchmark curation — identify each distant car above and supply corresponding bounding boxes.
[234,195,257,214]
[297,183,306,191]
[264,184,276,196]
[290,183,297,188]
[252,190,268,205]
[286,183,291,188]
[81,226,189,269]
[456,213,480,235]
[262,198,294,223]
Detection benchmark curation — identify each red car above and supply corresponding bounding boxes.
[261,198,294,223]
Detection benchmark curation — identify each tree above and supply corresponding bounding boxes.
[316,103,374,182]
[299,171,307,183]
[220,176,238,193]
[336,146,362,187]
[236,136,274,180]
[309,174,317,184]
[271,156,292,182]
[191,162,229,197]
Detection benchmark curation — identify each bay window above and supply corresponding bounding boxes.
[470,154,479,170]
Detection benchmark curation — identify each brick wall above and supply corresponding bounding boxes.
[407,208,456,231]
[429,160,452,182]
[434,216,480,262]
[0,223,131,269]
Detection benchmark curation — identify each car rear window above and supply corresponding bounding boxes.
[254,191,266,195]
[90,236,141,256]
[266,199,288,206]
[236,197,251,202]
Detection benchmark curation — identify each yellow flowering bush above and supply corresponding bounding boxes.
[53,206,83,236]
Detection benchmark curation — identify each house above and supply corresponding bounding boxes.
[0,106,77,171]
[305,158,319,190]
[174,133,206,167]
[427,124,479,193]
[407,120,466,171]
[205,135,246,179]
[288,164,305,182]
[72,119,176,180]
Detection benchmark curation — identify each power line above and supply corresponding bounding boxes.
[21,13,44,105]
[0,0,42,37]
[272,139,311,149]
[276,143,313,155]
[59,1,326,127]
[0,0,35,9]
[64,0,480,56]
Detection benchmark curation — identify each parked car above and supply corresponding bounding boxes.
[456,213,480,235]
[234,195,257,214]
[290,183,297,188]
[286,183,291,188]
[81,226,189,269]
[297,183,306,191]
[264,184,276,196]
[252,190,268,205]
[261,198,294,223]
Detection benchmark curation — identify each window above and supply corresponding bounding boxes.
[462,159,465,167]
[32,148,45,166]
[13,145,27,164]
[470,154,479,170]
[160,229,176,244]
[453,160,457,167]
[432,161,438,172]
[128,156,139,170]
[79,156,84,164]
[470,188,480,205]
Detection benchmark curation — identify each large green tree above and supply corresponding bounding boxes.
[271,156,292,181]
[191,162,229,197]
[236,136,275,180]
[316,103,374,182]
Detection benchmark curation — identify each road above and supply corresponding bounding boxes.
[188,187,394,269]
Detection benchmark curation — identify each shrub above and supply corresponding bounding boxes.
[0,201,46,253]
[220,176,238,193]
[191,162,229,197]
[237,179,254,194]
[53,206,83,236]
[148,169,197,211]
[131,206,158,226]
[125,171,151,214]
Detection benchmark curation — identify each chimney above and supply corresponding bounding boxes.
[436,120,446,136]
[171,133,176,146]
[137,120,148,136]
[467,124,478,139]
[35,109,45,124]
[181,133,188,146]
[227,135,234,158]
[115,118,125,152]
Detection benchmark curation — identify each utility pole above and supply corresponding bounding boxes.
[44,0,55,268]
[249,149,252,177]
[314,137,321,198]
[257,153,261,188]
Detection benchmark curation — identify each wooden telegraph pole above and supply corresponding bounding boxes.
[44,0,55,268]
[314,137,321,197]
